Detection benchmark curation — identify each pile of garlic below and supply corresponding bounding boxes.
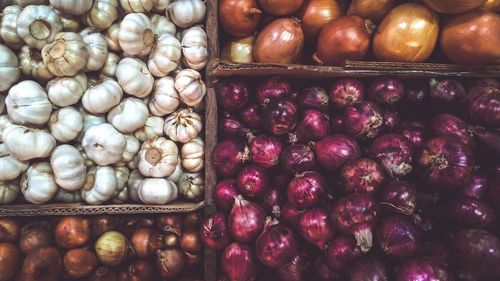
[0,0,207,205]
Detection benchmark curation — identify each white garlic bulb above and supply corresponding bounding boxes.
[181,137,204,173]
[181,26,208,70]
[164,108,202,143]
[60,14,81,32]
[79,107,106,135]
[118,13,154,56]
[6,80,52,126]
[49,0,93,15]
[178,172,204,201]
[127,169,143,202]
[107,97,149,133]
[1,5,23,48]
[3,125,56,161]
[115,58,154,98]
[82,123,126,165]
[148,33,181,77]
[0,115,12,142]
[103,23,121,52]
[81,166,117,204]
[21,162,58,204]
[50,145,86,191]
[138,136,178,178]
[167,156,183,183]
[82,78,123,114]
[174,69,206,107]
[150,14,175,36]
[0,44,21,92]
[84,0,119,30]
[16,5,62,49]
[120,0,153,13]
[112,166,129,203]
[48,106,83,143]
[46,72,87,107]
[134,116,165,142]
[149,76,180,116]
[53,188,82,203]
[138,178,177,204]
[80,27,108,71]
[167,0,206,28]
[0,143,28,181]
[0,181,20,204]
[99,52,119,78]
[152,0,170,12]
[41,32,89,76]
[18,46,55,81]
[14,0,49,7]
[120,135,141,164]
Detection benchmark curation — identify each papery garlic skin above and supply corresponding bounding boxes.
[3,125,56,161]
[149,76,180,116]
[138,136,178,178]
[112,166,129,203]
[118,13,154,56]
[104,23,121,52]
[0,143,28,181]
[118,135,141,165]
[60,14,80,32]
[1,5,23,48]
[178,172,204,201]
[82,78,123,114]
[0,44,21,92]
[148,33,181,77]
[16,5,62,49]
[84,0,119,30]
[164,108,202,143]
[174,69,206,107]
[134,116,165,142]
[120,0,153,13]
[150,14,175,36]
[138,178,177,204]
[48,106,83,143]
[107,97,149,133]
[19,46,54,80]
[152,0,170,12]
[181,26,208,70]
[0,115,12,142]
[127,169,143,202]
[53,188,81,203]
[167,156,183,183]
[81,166,117,205]
[167,0,206,28]
[49,0,93,15]
[0,181,20,204]
[50,144,86,191]
[6,80,52,126]
[41,32,89,77]
[80,27,108,71]
[79,107,106,137]
[81,123,126,166]
[181,137,204,173]
[46,72,87,107]
[99,52,119,78]
[21,162,58,204]
[14,0,49,7]
[115,58,154,98]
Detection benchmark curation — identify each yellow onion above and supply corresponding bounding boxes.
[258,0,303,15]
[0,218,20,243]
[347,0,396,23]
[0,243,21,281]
[373,3,439,63]
[55,216,90,249]
[297,0,343,38]
[220,0,263,37]
[254,18,304,64]
[221,36,255,63]
[423,0,487,14]
[63,248,98,279]
[482,0,500,11]
[95,231,130,267]
[440,10,500,66]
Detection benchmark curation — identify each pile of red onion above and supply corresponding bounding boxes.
[210,76,500,280]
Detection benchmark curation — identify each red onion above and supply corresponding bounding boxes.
[325,235,362,273]
[280,144,317,174]
[488,176,500,206]
[340,158,386,194]
[297,87,329,113]
[368,77,405,105]
[200,212,231,251]
[221,242,258,281]
[382,109,401,132]
[293,110,331,142]
[329,79,365,110]
[348,256,388,281]
[216,79,250,112]
[330,116,344,132]
[444,197,496,228]
[368,133,413,178]
[396,257,452,281]
[256,220,298,268]
[314,257,342,281]
[228,196,266,242]
[461,83,500,127]
[240,102,263,130]
[281,203,304,229]
[430,79,466,106]
[430,114,473,146]
[425,242,450,266]
[256,77,294,104]
[453,229,500,280]
[330,194,378,253]
[473,126,500,155]
[298,208,334,250]
[417,136,474,190]
[237,165,269,198]
[376,215,423,259]
[314,134,361,171]
[219,115,248,138]
[344,101,384,140]
[404,81,429,106]
[213,139,250,177]
[259,187,285,217]
[272,172,290,189]
[263,100,298,136]
[249,135,282,168]
[378,180,417,216]
[470,78,500,91]
[399,121,426,148]
[214,179,240,212]
[287,171,327,208]
[277,252,311,281]
[460,172,488,199]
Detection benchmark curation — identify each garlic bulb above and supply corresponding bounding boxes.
[1,5,23,48]
[3,125,56,161]
[18,46,54,80]
[174,69,206,107]
[181,137,204,173]
[82,123,126,165]
[53,188,81,203]
[0,44,20,91]
[81,166,117,204]
[60,15,80,32]
[49,0,93,15]
[148,33,181,77]
[167,156,183,183]
[99,52,120,78]
[127,169,143,202]
[46,72,87,107]
[152,0,171,13]
[112,166,129,203]
[164,108,202,143]
[41,32,89,76]
[104,23,121,52]
[21,162,58,204]
[115,58,154,98]
[82,78,123,114]
[0,143,28,181]
[0,181,20,204]
[79,107,106,134]
[151,14,175,36]
[16,5,62,49]
[0,115,12,142]
[80,27,108,71]
[0,98,5,115]
[149,76,180,116]
[138,136,178,177]
[178,172,204,201]
[107,97,149,133]
[128,154,139,170]
[84,0,118,30]
[48,106,83,143]
[76,143,96,168]
[50,145,86,191]
[120,0,153,13]
[118,13,154,56]
[181,26,208,70]
[134,116,165,142]
[14,0,49,7]
[167,0,206,28]
[6,80,52,126]
[138,178,177,204]
[120,135,140,163]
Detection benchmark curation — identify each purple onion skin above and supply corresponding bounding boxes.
[430,79,466,104]
[295,110,331,142]
[256,223,299,268]
[213,139,249,177]
[228,197,266,243]
[272,172,290,189]
[369,77,405,105]
[282,203,304,229]
[219,115,247,138]
[396,257,452,281]
[470,78,500,91]
[349,256,388,281]
[341,158,386,194]
[314,257,342,281]
[277,252,311,281]
[280,144,317,174]
[221,242,258,281]
[214,179,241,212]
[201,212,231,251]
[287,171,327,209]
[237,165,269,198]
[344,101,384,140]
[376,215,424,259]
[488,176,500,207]
[314,134,361,172]
[325,235,363,273]
[425,242,451,266]
[297,87,329,113]
[453,229,500,280]
[330,78,365,110]
[399,121,426,148]
[378,181,417,216]
[382,110,401,132]
[298,208,334,250]
[330,116,345,132]
[259,187,285,216]
[249,135,283,168]
[430,114,473,147]
[404,80,429,106]
[368,133,414,178]
[240,102,263,130]
[473,126,500,155]
[417,136,474,191]
[216,79,250,112]
[263,100,298,136]
[256,77,294,104]
[460,172,488,199]
[444,197,496,229]
[462,84,500,128]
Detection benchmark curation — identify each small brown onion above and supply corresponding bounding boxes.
[180,229,203,254]
[90,216,119,238]
[0,243,21,281]
[347,0,396,23]
[184,212,202,229]
[95,231,130,267]
[258,0,303,15]
[315,16,374,66]
[157,214,183,235]
[440,10,500,66]
[89,267,117,281]
[137,218,155,228]
[63,248,98,279]
[156,249,186,279]
[482,0,500,11]
[55,216,90,249]
[184,251,202,268]
[0,218,20,243]
[20,247,62,281]
[222,36,255,64]
[219,0,263,37]
[298,0,343,38]
[164,233,180,248]
[19,224,53,254]
[128,260,155,281]
[254,18,304,64]
[131,227,164,258]
[424,0,487,14]
[118,218,139,238]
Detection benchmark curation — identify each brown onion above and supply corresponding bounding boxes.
[221,36,255,64]
[164,233,180,248]
[184,212,202,229]
[90,216,119,238]
[63,248,98,279]
[95,231,130,267]
[131,227,163,258]
[180,229,203,254]
[258,0,303,15]
[347,0,396,23]
[316,16,374,66]
[19,224,53,254]
[298,0,343,38]
[440,10,500,66]
[0,218,20,243]
[55,216,90,249]
[373,3,439,63]
[219,0,262,37]
[156,249,186,279]
[254,18,304,64]
[184,251,202,268]
[127,260,154,281]
[482,0,500,11]
[424,0,487,14]
[0,243,21,281]
[89,267,117,281]
[20,247,62,281]
[157,214,183,236]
